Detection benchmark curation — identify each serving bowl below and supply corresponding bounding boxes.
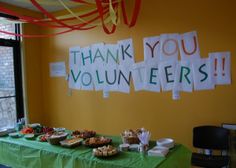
[47,132,68,145]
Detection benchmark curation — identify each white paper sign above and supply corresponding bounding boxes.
[179,31,200,61]
[209,52,231,85]
[173,60,193,92]
[132,62,146,91]
[160,33,179,61]
[144,62,161,92]
[192,58,214,90]
[143,36,160,63]
[159,60,177,91]
[67,31,232,99]
[50,62,66,77]
[118,38,135,66]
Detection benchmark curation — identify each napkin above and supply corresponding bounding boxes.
[137,130,151,145]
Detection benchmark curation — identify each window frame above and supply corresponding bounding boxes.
[0,29,24,121]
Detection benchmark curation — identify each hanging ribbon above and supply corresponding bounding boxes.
[121,0,141,27]
[57,0,111,26]
[0,14,101,38]
[9,0,79,6]
[95,0,117,34]
[0,5,108,29]
[41,6,109,23]
[30,0,89,30]
[0,0,141,37]
[71,0,121,5]
[71,0,92,5]
[109,0,117,25]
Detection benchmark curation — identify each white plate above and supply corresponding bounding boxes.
[60,138,83,147]
[148,146,169,157]
[9,132,21,138]
[54,127,66,132]
[156,138,174,149]
[28,123,41,128]
[0,128,8,137]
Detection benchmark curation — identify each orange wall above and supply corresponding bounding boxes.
[23,24,43,123]
[27,0,236,149]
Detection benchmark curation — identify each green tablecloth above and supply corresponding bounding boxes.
[0,134,191,168]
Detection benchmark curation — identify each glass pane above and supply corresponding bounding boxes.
[0,46,15,96]
[0,17,16,40]
[0,46,16,128]
[0,97,16,128]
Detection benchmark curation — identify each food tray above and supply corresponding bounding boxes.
[121,135,140,144]
[60,137,83,148]
[72,130,96,139]
[84,137,112,148]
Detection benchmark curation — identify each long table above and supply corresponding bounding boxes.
[0,134,191,168]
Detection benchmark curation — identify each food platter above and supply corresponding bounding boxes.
[84,136,112,148]
[9,132,22,138]
[93,145,118,157]
[38,135,47,142]
[72,130,96,139]
[60,137,83,148]
[37,132,53,142]
[0,128,8,137]
[47,132,68,145]
[24,134,35,140]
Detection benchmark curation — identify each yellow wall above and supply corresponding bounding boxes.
[26,0,236,149]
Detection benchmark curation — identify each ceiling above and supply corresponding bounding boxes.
[0,0,80,12]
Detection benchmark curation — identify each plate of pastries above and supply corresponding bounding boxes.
[72,130,96,139]
[84,136,112,147]
[93,145,118,157]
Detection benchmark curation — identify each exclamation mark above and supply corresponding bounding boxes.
[214,58,217,76]
[222,57,225,76]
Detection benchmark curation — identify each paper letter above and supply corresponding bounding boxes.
[91,43,105,66]
[145,62,161,92]
[192,58,214,90]
[80,67,94,90]
[143,36,160,63]
[209,52,231,85]
[104,64,118,91]
[117,65,131,93]
[105,44,119,65]
[118,38,135,66]
[160,34,180,61]
[69,65,82,90]
[132,62,146,91]
[179,31,200,61]
[159,60,177,91]
[173,60,193,92]
[69,46,81,67]
[92,65,105,91]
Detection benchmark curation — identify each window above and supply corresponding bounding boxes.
[0,14,24,128]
